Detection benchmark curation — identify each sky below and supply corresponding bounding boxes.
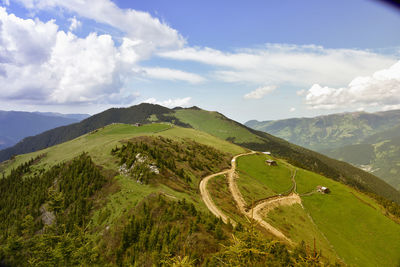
[0,0,400,122]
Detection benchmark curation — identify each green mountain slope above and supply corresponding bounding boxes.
[0,104,189,162]
[172,108,400,203]
[0,123,342,266]
[245,110,400,191]
[324,135,400,190]
[1,104,399,203]
[1,123,399,266]
[245,109,400,151]
[235,153,400,266]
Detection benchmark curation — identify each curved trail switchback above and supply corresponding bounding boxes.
[200,151,302,244]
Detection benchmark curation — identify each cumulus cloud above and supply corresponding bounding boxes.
[159,44,395,87]
[68,16,81,32]
[136,67,205,84]
[0,8,141,105]
[304,60,400,110]
[143,97,192,108]
[16,0,185,56]
[0,8,58,65]
[244,85,276,99]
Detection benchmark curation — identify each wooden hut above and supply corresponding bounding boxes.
[266,159,277,166]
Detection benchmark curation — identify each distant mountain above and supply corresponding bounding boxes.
[245,110,400,190]
[0,111,83,150]
[245,110,400,151]
[322,128,400,190]
[1,103,399,203]
[33,111,90,121]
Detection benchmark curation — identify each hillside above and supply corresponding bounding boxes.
[245,109,400,151]
[0,123,327,266]
[245,110,400,190]
[1,104,399,204]
[323,135,400,190]
[235,153,400,266]
[1,123,399,266]
[0,111,82,150]
[171,108,400,203]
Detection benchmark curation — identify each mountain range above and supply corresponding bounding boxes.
[245,110,400,190]
[0,111,89,150]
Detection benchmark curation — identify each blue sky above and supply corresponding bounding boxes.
[0,0,400,122]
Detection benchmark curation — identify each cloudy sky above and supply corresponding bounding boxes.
[0,0,400,122]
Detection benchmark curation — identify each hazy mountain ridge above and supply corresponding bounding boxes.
[32,111,90,121]
[0,111,84,150]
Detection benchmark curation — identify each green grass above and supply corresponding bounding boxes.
[157,126,246,155]
[1,123,245,175]
[174,109,263,143]
[234,154,400,266]
[297,171,400,266]
[236,154,293,204]
[265,203,338,263]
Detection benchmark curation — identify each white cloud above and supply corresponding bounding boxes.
[68,16,81,31]
[136,67,205,84]
[289,107,296,112]
[159,44,396,87]
[304,60,400,110]
[0,8,58,65]
[16,0,185,55]
[143,97,192,108]
[296,89,306,96]
[244,85,276,99]
[0,8,140,105]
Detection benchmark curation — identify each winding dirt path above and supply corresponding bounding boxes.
[200,151,301,244]
[199,152,255,226]
[199,170,233,225]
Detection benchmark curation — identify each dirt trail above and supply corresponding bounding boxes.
[199,170,234,226]
[251,193,301,243]
[200,151,301,244]
[199,152,256,226]
[228,152,300,244]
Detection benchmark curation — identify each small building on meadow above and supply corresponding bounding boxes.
[266,159,277,166]
[263,151,271,155]
[317,185,330,194]
[133,123,142,127]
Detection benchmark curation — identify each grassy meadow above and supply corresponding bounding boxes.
[236,154,293,204]
[174,109,264,143]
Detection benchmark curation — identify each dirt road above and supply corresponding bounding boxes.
[199,170,234,225]
[200,151,301,243]
[251,193,301,243]
[228,152,299,243]
[199,152,255,226]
